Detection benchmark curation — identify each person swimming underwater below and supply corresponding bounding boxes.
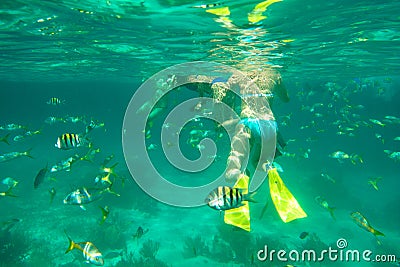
[183,68,289,183]
[177,67,289,183]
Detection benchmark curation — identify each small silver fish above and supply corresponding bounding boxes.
[13,135,25,142]
[384,150,400,161]
[321,173,336,183]
[192,2,224,9]
[2,177,18,187]
[47,97,64,105]
[50,156,77,173]
[63,186,119,210]
[329,151,349,159]
[369,119,385,127]
[94,172,113,187]
[375,133,384,144]
[45,116,66,124]
[63,187,102,210]
[85,120,105,134]
[0,123,26,131]
[272,161,284,172]
[0,149,33,163]
[65,116,86,124]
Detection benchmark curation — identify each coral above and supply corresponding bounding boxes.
[298,233,337,266]
[115,171,161,215]
[93,212,129,250]
[209,235,235,263]
[0,229,30,267]
[182,234,210,258]
[300,232,327,253]
[116,250,170,267]
[139,239,160,259]
[216,224,253,264]
[133,257,170,267]
[114,252,135,267]
[27,243,55,267]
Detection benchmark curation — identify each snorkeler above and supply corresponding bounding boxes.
[220,68,288,182]
[216,70,306,227]
[180,68,289,183]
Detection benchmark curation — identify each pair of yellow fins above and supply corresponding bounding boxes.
[224,168,307,232]
[202,0,282,24]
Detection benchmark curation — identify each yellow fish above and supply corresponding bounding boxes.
[315,196,335,220]
[0,186,17,197]
[350,212,384,237]
[367,177,381,191]
[65,233,104,266]
[99,206,109,224]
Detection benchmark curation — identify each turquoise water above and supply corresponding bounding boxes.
[1,0,399,266]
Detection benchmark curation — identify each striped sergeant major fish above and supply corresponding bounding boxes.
[85,120,105,134]
[206,186,256,211]
[55,133,81,150]
[350,211,384,237]
[65,233,104,266]
[47,97,65,105]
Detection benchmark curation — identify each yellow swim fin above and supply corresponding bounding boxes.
[268,168,307,223]
[253,0,282,13]
[248,0,282,24]
[224,174,251,232]
[206,7,230,16]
